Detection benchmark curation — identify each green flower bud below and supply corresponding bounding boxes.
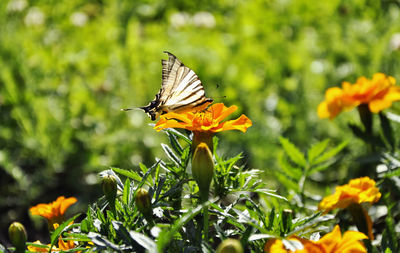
[192,142,214,202]
[102,175,117,214]
[216,239,244,253]
[8,222,27,253]
[102,175,117,200]
[135,188,152,215]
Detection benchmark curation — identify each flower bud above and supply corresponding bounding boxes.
[8,222,27,253]
[135,188,152,216]
[216,239,244,253]
[192,142,214,202]
[102,175,117,214]
[102,175,117,200]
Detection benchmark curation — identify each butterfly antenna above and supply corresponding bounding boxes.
[121,108,133,111]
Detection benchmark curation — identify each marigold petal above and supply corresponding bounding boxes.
[213,103,238,123]
[216,114,252,133]
[317,101,333,119]
[154,118,190,131]
[161,111,194,124]
[337,231,368,253]
[59,197,77,216]
[368,99,392,113]
[316,225,342,252]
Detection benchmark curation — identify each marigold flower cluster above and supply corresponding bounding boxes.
[264,225,368,253]
[318,177,381,212]
[318,73,400,119]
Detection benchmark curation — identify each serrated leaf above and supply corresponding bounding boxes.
[166,128,191,143]
[313,141,347,165]
[279,137,307,167]
[308,139,329,164]
[161,143,181,167]
[167,131,183,155]
[308,160,335,175]
[274,171,298,191]
[278,153,303,180]
[112,167,142,182]
[290,214,334,235]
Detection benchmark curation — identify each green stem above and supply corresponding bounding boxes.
[203,204,209,242]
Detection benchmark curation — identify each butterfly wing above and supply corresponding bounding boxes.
[140,52,213,120]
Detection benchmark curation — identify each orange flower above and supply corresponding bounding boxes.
[264,226,367,253]
[27,238,77,252]
[30,196,77,224]
[318,177,381,213]
[317,87,357,119]
[27,223,84,252]
[154,103,252,133]
[318,73,400,119]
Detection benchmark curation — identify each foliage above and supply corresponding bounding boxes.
[1,0,400,251]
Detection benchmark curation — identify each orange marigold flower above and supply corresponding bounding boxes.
[154,103,252,133]
[317,87,357,119]
[27,238,77,252]
[264,225,367,253]
[318,177,381,213]
[318,73,400,119]
[30,196,77,224]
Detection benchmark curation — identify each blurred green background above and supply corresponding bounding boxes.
[1,0,400,243]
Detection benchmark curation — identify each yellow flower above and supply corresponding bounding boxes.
[154,103,252,133]
[30,196,77,224]
[318,177,381,213]
[264,225,368,253]
[318,73,400,119]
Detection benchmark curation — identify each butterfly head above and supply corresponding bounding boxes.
[140,94,164,121]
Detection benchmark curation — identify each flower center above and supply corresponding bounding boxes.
[193,111,214,127]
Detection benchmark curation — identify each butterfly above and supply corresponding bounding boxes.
[140,51,213,120]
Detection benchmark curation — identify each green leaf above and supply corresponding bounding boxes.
[129,231,157,253]
[166,128,191,143]
[308,139,329,165]
[274,171,298,192]
[290,213,334,235]
[87,232,123,251]
[50,214,82,251]
[167,131,183,155]
[254,189,288,201]
[313,140,347,165]
[157,202,208,251]
[278,153,303,180]
[279,137,307,167]
[308,163,331,175]
[112,167,142,182]
[80,219,90,233]
[379,112,395,149]
[161,143,181,167]
[123,178,130,205]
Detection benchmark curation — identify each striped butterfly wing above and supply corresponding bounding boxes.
[141,52,213,120]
